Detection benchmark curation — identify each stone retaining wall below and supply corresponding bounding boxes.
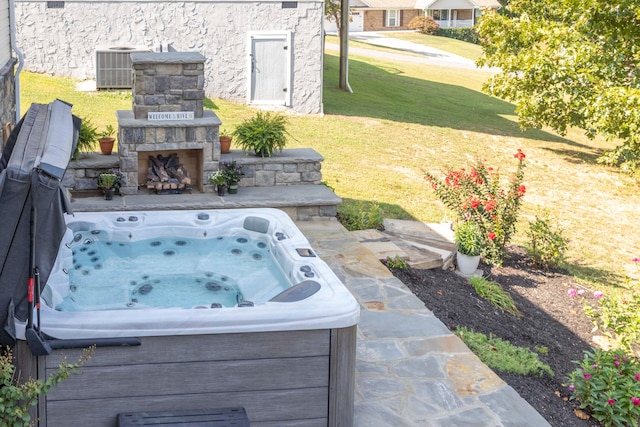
[65,148,324,192]
[0,59,16,147]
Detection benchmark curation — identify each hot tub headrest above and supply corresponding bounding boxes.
[243,216,270,234]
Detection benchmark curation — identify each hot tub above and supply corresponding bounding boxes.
[22,208,359,427]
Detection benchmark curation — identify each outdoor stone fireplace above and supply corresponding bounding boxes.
[116,52,220,195]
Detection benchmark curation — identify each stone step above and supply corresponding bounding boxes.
[350,219,457,270]
[70,184,341,221]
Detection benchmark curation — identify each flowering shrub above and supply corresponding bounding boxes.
[578,258,640,356]
[220,159,245,184]
[567,348,640,426]
[425,150,527,266]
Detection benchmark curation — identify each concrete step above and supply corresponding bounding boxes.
[70,184,341,221]
[350,219,457,270]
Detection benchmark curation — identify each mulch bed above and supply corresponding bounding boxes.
[389,245,602,427]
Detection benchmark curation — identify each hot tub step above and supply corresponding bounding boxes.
[117,407,249,426]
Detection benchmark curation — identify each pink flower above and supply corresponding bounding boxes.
[607,399,615,406]
[632,257,640,263]
[584,373,592,380]
[488,232,496,241]
[567,289,577,297]
[593,291,604,299]
[632,397,640,406]
[592,364,598,369]
[568,385,575,391]
[577,289,585,296]
[634,373,640,382]
[614,361,620,367]
[514,149,526,161]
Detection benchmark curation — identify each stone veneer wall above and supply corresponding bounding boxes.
[14,0,324,114]
[0,58,16,147]
[131,52,205,119]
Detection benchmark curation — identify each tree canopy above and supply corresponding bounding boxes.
[476,0,640,171]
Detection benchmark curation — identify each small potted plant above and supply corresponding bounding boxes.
[98,124,116,155]
[219,128,232,154]
[208,170,227,196]
[220,159,244,194]
[232,111,289,157]
[96,170,122,200]
[454,220,483,275]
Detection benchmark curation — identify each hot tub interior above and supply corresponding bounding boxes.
[45,210,326,312]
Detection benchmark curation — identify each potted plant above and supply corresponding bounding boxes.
[208,170,227,196]
[232,111,289,157]
[219,128,232,154]
[454,220,483,275]
[220,159,244,194]
[73,117,99,160]
[98,124,116,155]
[96,170,123,200]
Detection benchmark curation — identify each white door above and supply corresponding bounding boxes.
[247,32,292,106]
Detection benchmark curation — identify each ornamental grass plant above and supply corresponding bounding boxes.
[425,150,527,266]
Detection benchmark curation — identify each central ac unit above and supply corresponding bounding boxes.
[95,46,150,89]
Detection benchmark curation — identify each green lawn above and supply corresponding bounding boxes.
[18,46,640,290]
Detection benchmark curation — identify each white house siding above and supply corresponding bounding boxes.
[428,0,473,9]
[14,0,324,114]
[1,0,16,133]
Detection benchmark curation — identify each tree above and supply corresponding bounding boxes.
[476,0,640,172]
[325,0,343,38]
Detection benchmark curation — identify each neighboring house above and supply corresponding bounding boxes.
[325,0,420,33]
[417,0,500,28]
[1,0,17,142]
[14,0,325,114]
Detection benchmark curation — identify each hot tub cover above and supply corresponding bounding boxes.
[0,100,78,347]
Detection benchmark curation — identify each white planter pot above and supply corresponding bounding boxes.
[456,251,481,276]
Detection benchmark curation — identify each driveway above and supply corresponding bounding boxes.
[325,31,498,72]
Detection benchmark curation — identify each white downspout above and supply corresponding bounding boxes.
[8,0,25,122]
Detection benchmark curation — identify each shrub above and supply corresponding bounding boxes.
[525,213,568,270]
[337,201,384,231]
[567,348,640,427]
[456,326,553,377]
[408,16,439,35]
[435,27,480,44]
[584,291,640,356]
[0,346,93,426]
[425,149,527,266]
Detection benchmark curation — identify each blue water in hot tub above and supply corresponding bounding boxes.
[56,230,290,311]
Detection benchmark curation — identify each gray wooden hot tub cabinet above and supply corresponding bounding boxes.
[17,325,357,427]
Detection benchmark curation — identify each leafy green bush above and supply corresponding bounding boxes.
[468,276,520,316]
[584,291,640,356]
[232,112,289,157]
[337,201,384,231]
[435,27,480,44]
[525,213,568,270]
[0,346,93,426]
[455,326,553,377]
[425,149,527,266]
[567,348,640,427]
[408,16,439,35]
